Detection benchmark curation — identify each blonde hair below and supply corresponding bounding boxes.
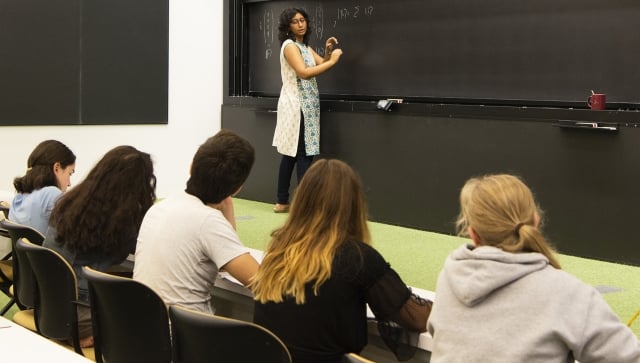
[456,174,561,269]
[250,159,371,304]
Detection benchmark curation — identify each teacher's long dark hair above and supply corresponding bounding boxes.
[278,7,311,45]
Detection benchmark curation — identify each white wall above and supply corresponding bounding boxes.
[0,0,223,200]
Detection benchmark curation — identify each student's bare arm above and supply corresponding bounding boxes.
[221,253,259,286]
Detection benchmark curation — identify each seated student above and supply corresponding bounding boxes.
[428,174,640,363]
[133,129,259,314]
[10,140,76,234]
[250,159,432,363]
[44,146,157,348]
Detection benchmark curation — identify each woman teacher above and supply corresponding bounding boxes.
[272,7,343,213]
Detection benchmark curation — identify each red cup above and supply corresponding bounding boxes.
[587,93,606,110]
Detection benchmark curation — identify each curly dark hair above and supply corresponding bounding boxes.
[278,7,311,45]
[50,145,156,259]
[13,140,75,193]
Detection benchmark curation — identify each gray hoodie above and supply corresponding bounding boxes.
[428,244,640,363]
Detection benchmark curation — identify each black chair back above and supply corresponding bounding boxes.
[16,237,84,355]
[0,215,12,313]
[0,219,45,310]
[83,266,172,363]
[169,304,292,363]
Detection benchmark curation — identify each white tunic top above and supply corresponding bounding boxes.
[273,39,320,157]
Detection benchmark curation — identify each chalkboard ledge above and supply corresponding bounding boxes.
[223,96,640,126]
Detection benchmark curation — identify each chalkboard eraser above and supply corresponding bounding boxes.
[553,120,618,132]
[376,99,402,111]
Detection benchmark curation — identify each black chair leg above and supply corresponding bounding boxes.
[0,296,15,315]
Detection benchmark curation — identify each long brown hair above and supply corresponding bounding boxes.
[50,146,156,259]
[456,174,561,269]
[250,159,371,304]
[13,140,75,193]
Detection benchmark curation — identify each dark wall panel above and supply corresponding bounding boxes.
[0,0,81,124]
[81,0,168,124]
[223,103,640,266]
[0,0,168,125]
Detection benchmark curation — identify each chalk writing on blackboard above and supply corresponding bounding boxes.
[317,4,375,55]
[313,6,324,41]
[333,5,374,27]
[246,0,640,105]
[260,9,274,60]
[256,4,376,59]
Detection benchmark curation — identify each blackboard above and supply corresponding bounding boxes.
[0,0,168,125]
[0,0,81,124]
[80,0,169,124]
[244,0,640,107]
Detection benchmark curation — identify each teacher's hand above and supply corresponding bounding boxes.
[329,48,343,63]
[325,37,339,53]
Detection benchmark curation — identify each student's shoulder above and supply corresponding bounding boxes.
[155,192,202,209]
[163,193,229,225]
[37,185,62,195]
[535,265,595,298]
[142,193,200,220]
[35,186,62,203]
[337,240,386,265]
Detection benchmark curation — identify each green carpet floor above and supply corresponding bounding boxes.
[232,198,640,338]
[2,197,638,339]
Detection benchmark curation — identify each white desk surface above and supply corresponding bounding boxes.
[217,247,435,352]
[0,316,93,362]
